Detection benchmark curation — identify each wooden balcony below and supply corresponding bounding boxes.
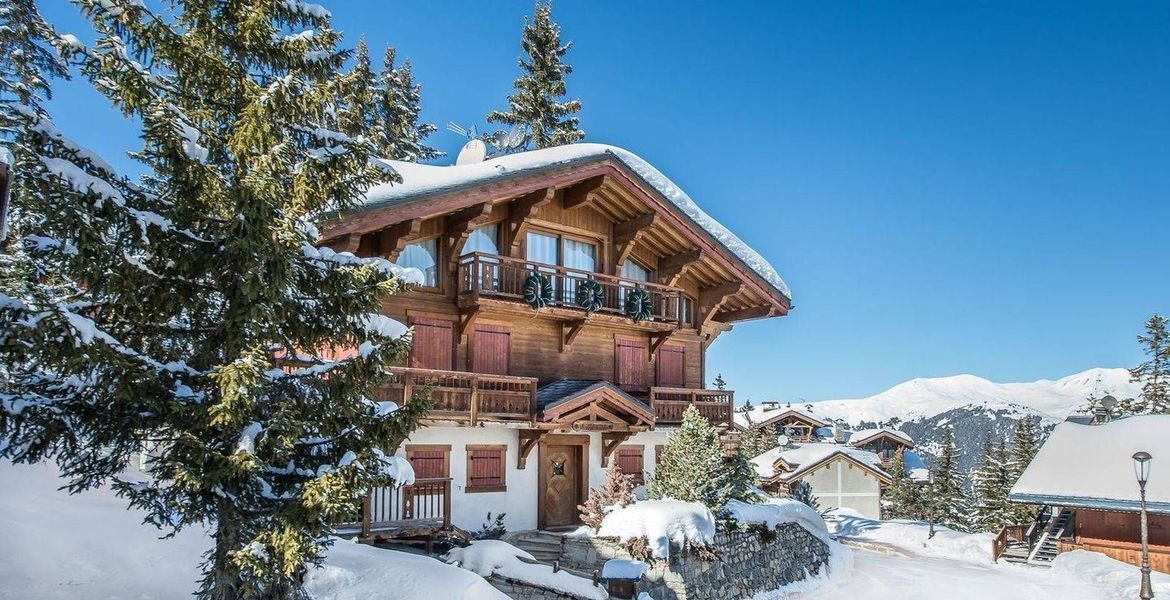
[458,252,688,325]
[649,387,734,428]
[375,367,539,425]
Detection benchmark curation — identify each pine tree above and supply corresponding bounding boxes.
[377,47,440,162]
[714,373,727,390]
[881,449,925,520]
[789,480,821,513]
[737,420,778,460]
[929,428,971,532]
[971,436,1014,532]
[650,406,749,509]
[1122,315,1170,415]
[0,3,428,599]
[1007,416,1040,524]
[578,461,636,530]
[487,1,583,149]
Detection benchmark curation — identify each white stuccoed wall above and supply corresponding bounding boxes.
[800,456,883,518]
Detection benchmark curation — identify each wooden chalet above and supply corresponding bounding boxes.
[847,428,915,469]
[319,143,791,535]
[752,443,892,518]
[739,403,827,443]
[997,415,1170,572]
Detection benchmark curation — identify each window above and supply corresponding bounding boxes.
[678,295,694,326]
[615,337,649,392]
[526,231,559,266]
[464,223,499,256]
[399,238,439,287]
[615,446,645,485]
[563,238,597,272]
[466,445,507,493]
[410,317,454,370]
[406,445,451,479]
[620,260,650,282]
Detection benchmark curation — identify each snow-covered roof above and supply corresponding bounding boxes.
[752,443,888,482]
[1010,415,1170,514]
[737,404,827,430]
[848,427,915,448]
[903,450,931,483]
[360,143,791,301]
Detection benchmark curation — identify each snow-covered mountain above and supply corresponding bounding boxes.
[807,367,1139,425]
[751,368,1140,482]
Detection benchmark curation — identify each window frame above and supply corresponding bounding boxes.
[615,445,646,485]
[465,444,508,493]
[405,444,452,480]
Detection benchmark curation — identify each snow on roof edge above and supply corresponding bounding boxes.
[357,143,792,301]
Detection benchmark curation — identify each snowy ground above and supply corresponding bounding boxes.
[0,461,506,600]
[798,509,1170,600]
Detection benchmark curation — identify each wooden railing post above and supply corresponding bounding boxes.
[403,378,414,406]
[442,479,452,529]
[469,376,479,426]
[360,493,372,539]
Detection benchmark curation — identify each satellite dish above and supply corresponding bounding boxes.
[1100,396,1118,411]
[455,139,487,165]
[776,435,790,447]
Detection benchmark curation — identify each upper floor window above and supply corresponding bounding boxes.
[464,223,499,256]
[563,238,597,272]
[399,238,439,287]
[620,260,650,282]
[526,231,559,266]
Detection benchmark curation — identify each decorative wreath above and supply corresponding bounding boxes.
[575,279,606,314]
[623,288,654,322]
[522,272,554,309]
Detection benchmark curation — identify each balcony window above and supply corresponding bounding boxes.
[526,231,559,266]
[620,259,650,282]
[563,238,597,272]
[464,223,499,256]
[399,238,439,287]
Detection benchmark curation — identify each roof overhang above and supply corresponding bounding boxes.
[1008,492,1170,515]
[775,451,893,485]
[319,155,791,316]
[538,381,656,432]
[850,430,915,450]
[757,409,828,430]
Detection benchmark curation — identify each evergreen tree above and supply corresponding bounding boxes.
[487,1,583,149]
[714,373,727,390]
[881,449,925,520]
[578,460,636,530]
[737,419,778,460]
[1006,416,1040,524]
[377,47,440,162]
[1123,314,1170,415]
[0,3,428,599]
[789,480,821,513]
[971,436,1014,532]
[650,405,750,509]
[929,428,971,531]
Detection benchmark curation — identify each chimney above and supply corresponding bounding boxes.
[834,421,846,444]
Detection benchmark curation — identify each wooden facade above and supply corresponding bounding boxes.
[1059,509,1170,574]
[320,151,790,534]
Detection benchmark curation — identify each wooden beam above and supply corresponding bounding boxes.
[518,430,547,469]
[327,232,362,254]
[613,212,658,245]
[601,431,633,467]
[375,218,421,262]
[713,306,774,323]
[560,318,588,353]
[649,331,673,360]
[507,188,555,257]
[698,282,743,327]
[614,237,638,271]
[446,202,493,268]
[457,307,482,343]
[561,175,607,210]
[657,249,703,286]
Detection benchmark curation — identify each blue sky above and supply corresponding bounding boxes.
[36,1,1170,403]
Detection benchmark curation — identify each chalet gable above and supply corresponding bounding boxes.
[318,144,791,327]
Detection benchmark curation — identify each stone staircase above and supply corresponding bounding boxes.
[505,530,566,564]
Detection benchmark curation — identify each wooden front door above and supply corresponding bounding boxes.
[540,444,583,529]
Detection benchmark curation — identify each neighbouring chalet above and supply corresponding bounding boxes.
[736,403,827,443]
[997,414,1170,572]
[318,143,792,536]
[752,443,892,518]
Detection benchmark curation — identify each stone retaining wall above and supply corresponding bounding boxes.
[559,523,832,600]
[487,575,601,600]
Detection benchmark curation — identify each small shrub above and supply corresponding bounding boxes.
[472,512,507,540]
[578,461,636,530]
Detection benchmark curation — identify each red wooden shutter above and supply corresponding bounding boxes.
[410,317,454,370]
[466,445,506,492]
[407,447,450,479]
[471,325,510,375]
[657,344,686,387]
[616,446,645,485]
[616,338,648,392]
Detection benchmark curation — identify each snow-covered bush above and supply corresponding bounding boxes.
[446,540,606,600]
[596,499,716,560]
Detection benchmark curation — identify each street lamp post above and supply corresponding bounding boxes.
[1132,451,1154,600]
[916,471,936,539]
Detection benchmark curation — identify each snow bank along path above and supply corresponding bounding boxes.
[0,461,506,600]
[445,540,607,600]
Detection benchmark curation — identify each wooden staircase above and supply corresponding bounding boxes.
[1026,507,1072,565]
[506,530,566,564]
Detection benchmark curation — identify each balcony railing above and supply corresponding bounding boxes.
[374,367,539,424]
[650,387,734,427]
[338,478,452,538]
[458,252,687,325]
